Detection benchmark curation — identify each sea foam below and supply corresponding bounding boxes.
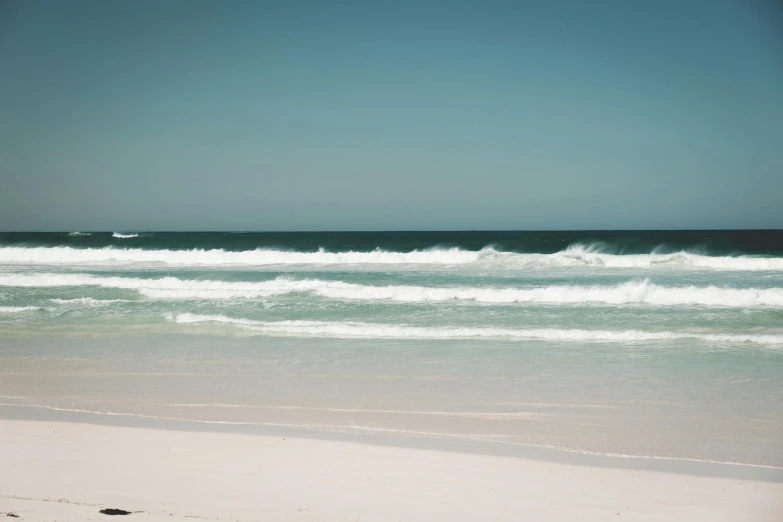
[2,273,782,307]
[0,306,42,313]
[310,279,783,307]
[49,297,130,305]
[112,232,139,238]
[0,246,479,265]
[170,313,783,344]
[0,244,781,270]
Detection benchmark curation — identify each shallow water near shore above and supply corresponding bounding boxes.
[1,231,782,467]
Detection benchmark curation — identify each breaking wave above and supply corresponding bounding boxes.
[0,244,781,269]
[49,297,130,305]
[0,246,478,266]
[170,313,783,345]
[308,279,783,307]
[112,232,139,239]
[67,232,91,237]
[2,273,782,307]
[0,306,42,313]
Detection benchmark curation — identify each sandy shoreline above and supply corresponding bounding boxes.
[4,403,783,482]
[3,418,782,522]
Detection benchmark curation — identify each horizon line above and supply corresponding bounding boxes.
[2,228,783,234]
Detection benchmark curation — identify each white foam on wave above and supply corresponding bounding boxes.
[49,297,130,305]
[311,279,783,307]
[0,273,299,298]
[0,246,479,266]
[549,245,783,270]
[3,273,782,307]
[67,232,91,237]
[112,232,139,238]
[170,313,783,345]
[0,244,781,270]
[0,306,42,313]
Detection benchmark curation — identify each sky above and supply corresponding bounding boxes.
[1,0,782,231]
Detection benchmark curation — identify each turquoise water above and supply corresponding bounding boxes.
[1,231,782,466]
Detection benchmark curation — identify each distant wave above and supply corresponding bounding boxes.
[112,232,139,239]
[170,313,783,345]
[0,245,782,270]
[67,232,91,237]
[3,273,782,307]
[0,246,477,266]
[0,306,42,313]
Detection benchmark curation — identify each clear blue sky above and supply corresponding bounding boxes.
[1,0,781,230]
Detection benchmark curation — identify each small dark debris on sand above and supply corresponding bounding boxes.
[6,513,20,518]
[100,509,132,516]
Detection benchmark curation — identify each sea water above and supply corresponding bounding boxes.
[1,231,782,466]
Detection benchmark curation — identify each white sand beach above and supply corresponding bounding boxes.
[2,419,782,522]
[4,0,783,518]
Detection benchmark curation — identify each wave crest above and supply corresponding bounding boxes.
[49,297,130,305]
[0,244,780,270]
[0,306,42,313]
[0,246,480,266]
[112,232,139,239]
[169,313,783,344]
[2,273,782,307]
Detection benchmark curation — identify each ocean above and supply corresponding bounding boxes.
[1,230,782,467]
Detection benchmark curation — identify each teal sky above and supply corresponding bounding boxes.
[1,0,782,231]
